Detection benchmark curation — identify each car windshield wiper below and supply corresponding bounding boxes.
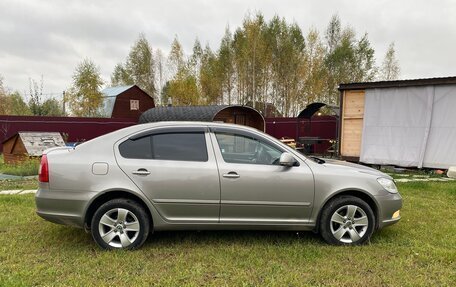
[309,156,325,164]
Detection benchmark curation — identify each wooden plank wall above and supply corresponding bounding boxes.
[341,90,365,158]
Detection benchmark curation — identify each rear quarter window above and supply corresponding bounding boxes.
[119,136,152,159]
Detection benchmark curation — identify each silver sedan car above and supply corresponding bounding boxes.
[36,122,402,249]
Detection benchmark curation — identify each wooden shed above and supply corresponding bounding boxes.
[2,132,65,164]
[338,76,456,168]
[101,85,155,120]
[139,105,265,131]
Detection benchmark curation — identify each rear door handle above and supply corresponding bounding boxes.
[132,168,151,176]
[223,172,240,179]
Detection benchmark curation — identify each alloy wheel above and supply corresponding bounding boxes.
[329,204,369,243]
[98,208,141,248]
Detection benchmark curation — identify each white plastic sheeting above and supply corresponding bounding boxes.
[422,85,456,168]
[360,85,456,169]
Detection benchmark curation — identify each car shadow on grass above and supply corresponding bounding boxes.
[145,230,324,247]
[47,225,403,250]
[43,224,94,248]
[46,225,324,250]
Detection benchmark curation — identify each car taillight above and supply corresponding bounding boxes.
[39,154,49,182]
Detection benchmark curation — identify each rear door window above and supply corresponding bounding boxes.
[152,133,208,162]
[119,132,208,162]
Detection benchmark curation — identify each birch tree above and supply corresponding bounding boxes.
[380,42,400,80]
[67,59,104,117]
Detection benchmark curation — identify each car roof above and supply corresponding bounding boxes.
[82,121,262,147]
[135,121,261,133]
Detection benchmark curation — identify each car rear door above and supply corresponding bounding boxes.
[114,126,220,223]
[209,127,315,224]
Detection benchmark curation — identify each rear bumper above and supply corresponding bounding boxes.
[36,210,83,227]
[375,192,403,229]
[35,186,95,228]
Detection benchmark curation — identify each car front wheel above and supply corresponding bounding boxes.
[320,196,375,245]
[91,198,150,250]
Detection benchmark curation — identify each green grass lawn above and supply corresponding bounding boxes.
[0,154,39,177]
[0,181,455,286]
[0,178,38,190]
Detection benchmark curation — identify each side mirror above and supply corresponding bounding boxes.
[279,152,296,167]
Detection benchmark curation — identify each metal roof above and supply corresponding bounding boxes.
[297,102,340,118]
[297,103,327,119]
[18,132,65,156]
[102,85,135,97]
[338,76,456,91]
[100,85,135,117]
[139,105,230,123]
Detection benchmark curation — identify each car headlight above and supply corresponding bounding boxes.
[377,177,398,194]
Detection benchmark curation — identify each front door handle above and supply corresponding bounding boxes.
[223,171,240,179]
[132,168,151,176]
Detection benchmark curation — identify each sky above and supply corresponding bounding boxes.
[1,0,455,100]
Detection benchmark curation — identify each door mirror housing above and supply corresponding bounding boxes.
[279,152,297,167]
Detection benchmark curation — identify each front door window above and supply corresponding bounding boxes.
[214,133,282,165]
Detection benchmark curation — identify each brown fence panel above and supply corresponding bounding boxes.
[0,116,137,152]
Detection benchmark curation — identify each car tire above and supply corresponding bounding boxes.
[91,198,150,250]
[320,196,375,245]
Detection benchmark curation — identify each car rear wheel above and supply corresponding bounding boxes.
[91,198,150,250]
[320,196,375,245]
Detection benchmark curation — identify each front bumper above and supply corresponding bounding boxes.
[375,192,403,229]
[35,186,94,228]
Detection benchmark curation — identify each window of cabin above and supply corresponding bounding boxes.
[130,99,139,110]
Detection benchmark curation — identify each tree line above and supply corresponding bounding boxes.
[1,13,400,117]
[0,76,64,116]
[109,13,400,116]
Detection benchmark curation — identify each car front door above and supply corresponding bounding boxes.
[209,127,315,224]
[115,126,220,223]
